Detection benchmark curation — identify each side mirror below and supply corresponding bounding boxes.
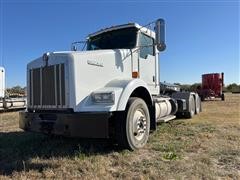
[155,19,166,51]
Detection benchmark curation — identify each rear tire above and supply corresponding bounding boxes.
[115,97,150,150]
[221,93,225,101]
[195,95,201,114]
[185,95,195,118]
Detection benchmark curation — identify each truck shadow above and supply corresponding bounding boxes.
[0,131,116,176]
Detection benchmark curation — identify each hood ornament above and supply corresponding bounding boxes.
[42,52,50,67]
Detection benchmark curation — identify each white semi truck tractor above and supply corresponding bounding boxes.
[0,67,26,110]
[0,67,5,99]
[19,19,201,150]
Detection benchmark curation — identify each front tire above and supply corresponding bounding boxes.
[115,97,150,150]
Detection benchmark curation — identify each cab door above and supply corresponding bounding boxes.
[138,32,158,94]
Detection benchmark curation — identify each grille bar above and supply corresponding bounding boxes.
[30,69,33,106]
[40,68,43,106]
[54,65,57,106]
[59,64,62,105]
[29,63,66,108]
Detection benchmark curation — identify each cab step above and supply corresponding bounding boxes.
[157,115,176,123]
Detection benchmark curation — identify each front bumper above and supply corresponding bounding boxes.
[19,111,112,138]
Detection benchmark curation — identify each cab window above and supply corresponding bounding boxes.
[87,27,137,50]
[139,33,154,59]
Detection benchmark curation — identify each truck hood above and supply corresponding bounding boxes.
[26,48,135,112]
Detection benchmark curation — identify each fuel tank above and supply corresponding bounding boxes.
[155,97,177,120]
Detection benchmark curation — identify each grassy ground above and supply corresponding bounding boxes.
[0,93,239,179]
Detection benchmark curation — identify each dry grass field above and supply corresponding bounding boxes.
[0,93,239,179]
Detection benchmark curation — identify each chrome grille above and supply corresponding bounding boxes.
[29,63,66,108]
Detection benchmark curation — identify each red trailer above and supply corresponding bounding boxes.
[197,72,224,101]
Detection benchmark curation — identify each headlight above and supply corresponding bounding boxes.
[91,92,115,104]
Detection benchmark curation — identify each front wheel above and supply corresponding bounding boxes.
[115,97,150,150]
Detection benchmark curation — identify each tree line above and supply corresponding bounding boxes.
[174,83,240,93]
[4,83,240,97]
[5,86,26,97]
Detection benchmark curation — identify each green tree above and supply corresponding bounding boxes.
[6,85,26,97]
[226,83,240,93]
[190,83,201,92]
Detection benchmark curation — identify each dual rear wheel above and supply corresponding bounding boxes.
[185,94,201,118]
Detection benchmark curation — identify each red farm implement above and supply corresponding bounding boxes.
[197,73,225,101]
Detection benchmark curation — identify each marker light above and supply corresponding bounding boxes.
[132,71,139,78]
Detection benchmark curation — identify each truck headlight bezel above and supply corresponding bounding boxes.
[91,92,115,104]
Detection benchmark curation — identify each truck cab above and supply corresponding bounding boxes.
[86,24,159,94]
[20,19,201,150]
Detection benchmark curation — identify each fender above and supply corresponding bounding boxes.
[76,78,153,112]
[105,79,153,111]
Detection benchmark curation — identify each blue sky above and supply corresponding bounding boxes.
[0,0,239,87]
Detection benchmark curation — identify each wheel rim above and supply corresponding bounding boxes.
[190,97,195,115]
[196,97,200,113]
[132,108,147,141]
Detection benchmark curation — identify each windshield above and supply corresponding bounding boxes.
[87,27,137,50]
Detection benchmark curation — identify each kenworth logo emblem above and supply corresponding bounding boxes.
[87,60,103,67]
